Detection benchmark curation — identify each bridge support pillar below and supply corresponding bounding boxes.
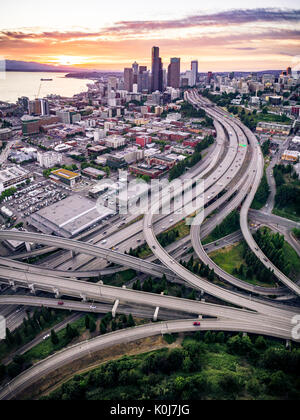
[201,298,205,303]
[112,299,119,318]
[53,288,60,298]
[198,315,203,320]
[25,242,32,252]
[153,307,159,322]
[122,285,126,289]
[9,280,17,291]
[286,340,291,349]
[80,293,87,302]
[98,280,104,285]
[28,284,35,294]
[70,250,76,258]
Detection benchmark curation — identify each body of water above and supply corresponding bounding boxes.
[0,72,93,103]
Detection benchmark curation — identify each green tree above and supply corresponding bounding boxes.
[89,319,96,333]
[127,314,135,327]
[51,329,59,345]
[100,321,107,335]
[85,315,90,330]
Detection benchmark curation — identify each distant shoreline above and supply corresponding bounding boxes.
[5,69,73,73]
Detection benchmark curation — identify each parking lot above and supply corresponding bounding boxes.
[1,179,70,223]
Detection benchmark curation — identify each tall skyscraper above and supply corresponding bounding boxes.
[40,99,49,116]
[167,58,180,88]
[191,60,198,86]
[124,68,133,92]
[132,61,139,84]
[151,46,163,92]
[138,67,149,93]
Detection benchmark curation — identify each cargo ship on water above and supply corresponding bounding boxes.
[40,78,53,81]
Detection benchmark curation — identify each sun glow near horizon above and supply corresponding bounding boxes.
[1,3,299,72]
[50,55,90,66]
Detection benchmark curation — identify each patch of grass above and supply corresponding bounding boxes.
[0,310,69,362]
[282,241,300,279]
[24,317,87,363]
[209,243,277,288]
[102,269,137,287]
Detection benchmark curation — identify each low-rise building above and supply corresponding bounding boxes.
[147,154,177,169]
[256,121,291,136]
[49,168,81,187]
[0,166,31,192]
[136,136,152,148]
[29,195,114,238]
[82,167,106,179]
[281,149,300,162]
[106,155,127,169]
[105,135,126,149]
[21,115,59,135]
[0,128,13,140]
[129,163,167,179]
[88,183,110,199]
[87,145,108,156]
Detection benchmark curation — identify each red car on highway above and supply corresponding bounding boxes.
[58,301,64,306]
[193,322,201,327]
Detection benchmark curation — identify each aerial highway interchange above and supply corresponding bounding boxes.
[0,91,299,399]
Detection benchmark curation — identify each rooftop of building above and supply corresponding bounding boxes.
[0,166,29,183]
[30,195,114,238]
[51,168,80,180]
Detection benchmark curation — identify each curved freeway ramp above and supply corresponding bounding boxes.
[0,317,297,400]
[189,91,300,298]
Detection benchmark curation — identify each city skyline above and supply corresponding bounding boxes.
[1,2,300,72]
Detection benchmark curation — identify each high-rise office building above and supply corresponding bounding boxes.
[138,69,149,93]
[151,46,163,92]
[40,99,49,116]
[132,61,139,84]
[124,68,133,92]
[167,58,180,88]
[184,71,193,87]
[28,98,49,116]
[191,60,198,86]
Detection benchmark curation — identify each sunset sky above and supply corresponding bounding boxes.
[1,1,300,71]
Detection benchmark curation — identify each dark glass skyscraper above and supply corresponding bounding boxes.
[167,58,180,88]
[151,46,163,92]
[124,68,133,92]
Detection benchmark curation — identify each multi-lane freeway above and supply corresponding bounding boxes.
[0,91,299,400]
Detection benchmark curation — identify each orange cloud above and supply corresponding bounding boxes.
[1,8,299,71]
